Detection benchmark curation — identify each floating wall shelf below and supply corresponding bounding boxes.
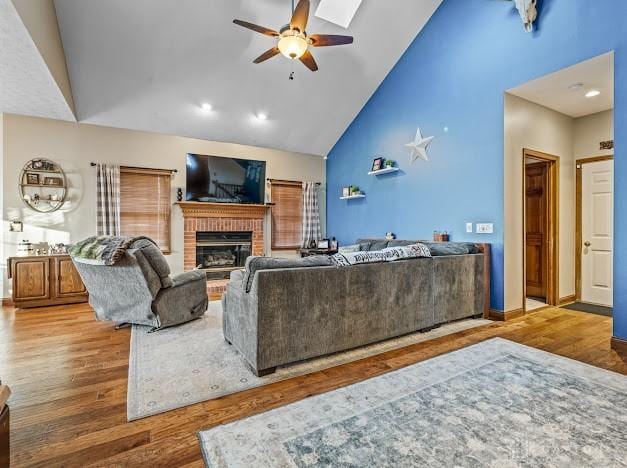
[340,194,366,200]
[368,167,400,176]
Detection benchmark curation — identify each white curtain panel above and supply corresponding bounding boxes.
[301,182,322,248]
[96,163,121,236]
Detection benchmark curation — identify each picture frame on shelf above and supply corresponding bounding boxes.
[342,186,350,197]
[317,239,330,249]
[26,173,39,185]
[43,177,62,186]
[372,157,384,172]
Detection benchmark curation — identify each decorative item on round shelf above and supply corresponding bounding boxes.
[19,158,67,213]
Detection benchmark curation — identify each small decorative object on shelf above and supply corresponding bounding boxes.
[385,159,395,168]
[350,185,360,195]
[385,232,396,240]
[342,186,350,198]
[26,173,39,185]
[317,238,330,249]
[371,157,384,172]
[9,220,23,232]
[330,237,338,249]
[43,176,62,186]
[177,187,183,202]
[433,231,450,242]
[19,158,67,213]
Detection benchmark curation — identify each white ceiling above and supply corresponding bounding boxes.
[0,0,75,122]
[508,52,614,118]
[53,0,443,156]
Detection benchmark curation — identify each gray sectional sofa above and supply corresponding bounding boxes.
[222,240,490,376]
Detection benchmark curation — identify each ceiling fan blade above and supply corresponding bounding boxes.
[309,34,354,47]
[233,19,279,37]
[253,47,280,64]
[290,0,310,32]
[299,50,318,72]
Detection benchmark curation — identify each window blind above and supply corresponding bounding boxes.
[120,167,172,253]
[270,180,303,249]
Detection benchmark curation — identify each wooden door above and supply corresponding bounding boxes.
[581,160,613,306]
[12,258,50,301]
[525,162,549,300]
[54,257,88,298]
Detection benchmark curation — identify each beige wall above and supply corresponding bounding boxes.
[10,0,75,116]
[1,114,326,297]
[0,113,4,299]
[504,94,575,311]
[574,110,614,160]
[504,95,613,312]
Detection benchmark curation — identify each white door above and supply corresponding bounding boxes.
[581,160,613,306]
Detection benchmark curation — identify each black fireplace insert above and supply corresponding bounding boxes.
[196,231,252,280]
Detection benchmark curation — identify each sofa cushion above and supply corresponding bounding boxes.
[422,242,480,256]
[356,239,390,251]
[338,243,361,253]
[243,255,333,292]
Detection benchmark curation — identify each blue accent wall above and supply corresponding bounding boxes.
[326,0,627,338]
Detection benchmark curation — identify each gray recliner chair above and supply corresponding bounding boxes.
[72,238,207,331]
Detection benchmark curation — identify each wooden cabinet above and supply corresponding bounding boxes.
[7,255,88,308]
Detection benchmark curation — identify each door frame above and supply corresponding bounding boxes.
[522,148,560,311]
[575,154,614,301]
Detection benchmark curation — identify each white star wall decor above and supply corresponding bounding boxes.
[405,128,434,163]
[405,127,434,163]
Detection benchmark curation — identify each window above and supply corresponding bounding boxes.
[270,180,302,249]
[120,167,172,253]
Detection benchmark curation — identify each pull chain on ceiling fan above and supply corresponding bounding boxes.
[233,0,354,72]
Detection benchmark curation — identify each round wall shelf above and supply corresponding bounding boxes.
[19,158,67,213]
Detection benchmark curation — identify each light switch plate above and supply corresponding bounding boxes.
[476,223,494,234]
[466,223,473,233]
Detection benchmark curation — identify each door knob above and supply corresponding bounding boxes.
[584,241,591,247]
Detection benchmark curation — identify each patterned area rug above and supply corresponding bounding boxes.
[198,338,627,467]
[127,302,491,420]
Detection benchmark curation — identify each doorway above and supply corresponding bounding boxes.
[523,149,559,312]
[576,156,614,309]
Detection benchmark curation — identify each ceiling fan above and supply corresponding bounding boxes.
[233,0,354,72]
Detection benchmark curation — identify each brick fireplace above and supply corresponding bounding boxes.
[178,202,268,299]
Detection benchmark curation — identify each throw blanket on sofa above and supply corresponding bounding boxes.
[331,243,431,267]
[69,236,157,265]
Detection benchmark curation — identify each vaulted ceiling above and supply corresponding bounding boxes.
[49,0,442,156]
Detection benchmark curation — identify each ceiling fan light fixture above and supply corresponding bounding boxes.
[278,33,308,59]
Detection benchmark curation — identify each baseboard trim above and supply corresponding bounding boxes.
[559,295,577,306]
[610,336,627,355]
[1,298,13,307]
[489,308,525,321]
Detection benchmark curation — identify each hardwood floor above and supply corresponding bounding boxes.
[1,303,625,467]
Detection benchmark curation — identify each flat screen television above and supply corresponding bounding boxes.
[186,154,266,204]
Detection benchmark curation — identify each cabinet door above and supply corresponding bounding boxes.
[13,258,50,301]
[54,257,87,298]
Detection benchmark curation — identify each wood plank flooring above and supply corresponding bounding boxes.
[1,303,625,467]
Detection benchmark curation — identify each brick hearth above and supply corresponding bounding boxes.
[178,202,269,299]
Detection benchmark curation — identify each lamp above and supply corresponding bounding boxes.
[278,32,308,59]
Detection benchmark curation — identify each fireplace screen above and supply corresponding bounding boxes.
[196,231,252,280]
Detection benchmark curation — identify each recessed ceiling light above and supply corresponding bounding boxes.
[568,83,584,91]
[201,103,212,112]
[256,112,268,121]
[585,89,601,98]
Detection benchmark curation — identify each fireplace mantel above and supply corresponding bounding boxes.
[176,201,270,219]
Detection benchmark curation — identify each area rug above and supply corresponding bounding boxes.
[127,301,491,420]
[198,338,627,467]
